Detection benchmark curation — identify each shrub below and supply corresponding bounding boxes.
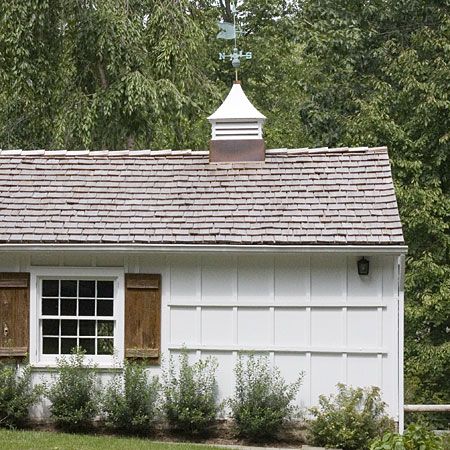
[370,423,444,450]
[308,384,394,450]
[47,350,100,431]
[443,433,450,450]
[163,351,219,435]
[103,361,159,434]
[0,362,43,428]
[229,354,303,440]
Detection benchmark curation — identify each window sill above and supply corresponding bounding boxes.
[30,362,124,372]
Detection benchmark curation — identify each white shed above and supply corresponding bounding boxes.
[0,83,406,427]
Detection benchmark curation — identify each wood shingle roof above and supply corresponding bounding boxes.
[0,147,404,245]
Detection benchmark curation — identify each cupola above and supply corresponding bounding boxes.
[208,81,266,162]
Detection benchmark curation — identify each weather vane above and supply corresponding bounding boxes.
[217,3,252,81]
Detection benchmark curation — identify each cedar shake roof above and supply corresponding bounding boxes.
[0,147,404,245]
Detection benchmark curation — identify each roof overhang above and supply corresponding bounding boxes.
[0,244,408,255]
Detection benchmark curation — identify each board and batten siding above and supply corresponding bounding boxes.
[1,251,402,422]
[162,253,400,421]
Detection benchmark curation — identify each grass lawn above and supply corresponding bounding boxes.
[0,429,227,450]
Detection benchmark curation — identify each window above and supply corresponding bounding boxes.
[41,279,115,356]
[31,267,124,366]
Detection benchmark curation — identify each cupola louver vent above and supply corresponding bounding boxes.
[212,120,262,140]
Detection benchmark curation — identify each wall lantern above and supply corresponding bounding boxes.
[357,257,370,276]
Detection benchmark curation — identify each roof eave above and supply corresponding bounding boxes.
[0,243,408,254]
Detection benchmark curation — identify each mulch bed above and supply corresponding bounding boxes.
[28,419,308,448]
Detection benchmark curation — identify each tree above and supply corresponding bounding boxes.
[298,0,450,422]
[0,0,220,150]
[0,1,63,149]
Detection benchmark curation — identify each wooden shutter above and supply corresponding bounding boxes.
[125,274,161,364]
[0,273,30,358]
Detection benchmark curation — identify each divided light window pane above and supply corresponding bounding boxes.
[97,281,113,298]
[42,298,58,315]
[61,280,77,297]
[79,320,95,336]
[61,298,77,315]
[42,280,59,297]
[79,280,95,298]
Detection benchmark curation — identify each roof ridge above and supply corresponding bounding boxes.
[265,146,387,155]
[0,149,210,157]
[0,146,387,157]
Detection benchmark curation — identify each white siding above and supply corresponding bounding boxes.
[161,252,400,420]
[5,250,401,421]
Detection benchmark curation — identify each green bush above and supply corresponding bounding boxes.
[443,433,450,450]
[229,354,303,440]
[47,350,100,431]
[162,351,219,435]
[308,384,395,450]
[103,361,159,434]
[370,423,444,450]
[0,362,43,428]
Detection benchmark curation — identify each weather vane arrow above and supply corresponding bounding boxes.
[216,3,252,80]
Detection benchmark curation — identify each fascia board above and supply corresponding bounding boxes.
[0,243,408,255]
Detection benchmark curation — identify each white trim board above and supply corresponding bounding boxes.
[168,344,388,355]
[29,266,125,367]
[0,244,408,254]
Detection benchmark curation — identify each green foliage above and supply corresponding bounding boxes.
[0,363,43,428]
[47,351,100,431]
[297,0,450,423]
[162,351,219,435]
[103,361,159,434]
[370,423,444,450]
[229,354,303,440]
[444,433,450,450]
[308,384,394,450]
[0,0,220,150]
[0,0,309,150]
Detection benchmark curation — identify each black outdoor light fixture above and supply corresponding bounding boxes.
[357,257,370,276]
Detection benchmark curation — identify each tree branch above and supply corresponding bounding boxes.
[97,62,108,89]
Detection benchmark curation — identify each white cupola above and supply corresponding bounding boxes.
[207,81,267,162]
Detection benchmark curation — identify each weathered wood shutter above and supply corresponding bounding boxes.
[125,274,161,364]
[0,273,30,358]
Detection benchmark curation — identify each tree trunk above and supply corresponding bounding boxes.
[98,63,108,89]
[219,0,233,22]
[126,134,135,150]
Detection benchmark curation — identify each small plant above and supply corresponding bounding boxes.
[0,362,43,428]
[163,351,219,435]
[103,361,159,434]
[308,384,394,450]
[370,423,444,450]
[47,350,100,431]
[229,354,303,440]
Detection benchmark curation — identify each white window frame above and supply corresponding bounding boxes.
[30,267,124,368]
